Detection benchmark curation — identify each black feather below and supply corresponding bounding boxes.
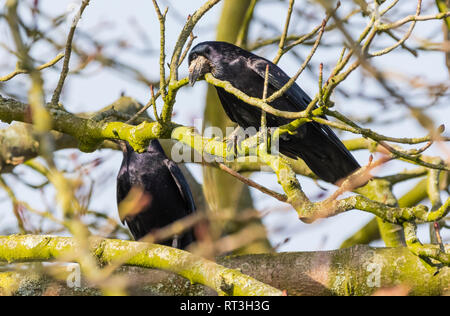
[189,41,360,183]
[116,140,195,249]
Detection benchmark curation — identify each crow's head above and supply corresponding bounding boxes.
[188,41,245,86]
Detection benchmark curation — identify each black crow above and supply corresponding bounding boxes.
[188,41,360,184]
[116,140,196,249]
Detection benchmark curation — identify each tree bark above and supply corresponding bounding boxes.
[1,244,448,296]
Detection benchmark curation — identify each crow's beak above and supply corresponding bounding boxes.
[188,56,210,86]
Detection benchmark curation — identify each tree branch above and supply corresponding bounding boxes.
[0,235,282,296]
[1,243,449,296]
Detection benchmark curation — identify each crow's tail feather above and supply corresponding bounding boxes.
[279,124,360,184]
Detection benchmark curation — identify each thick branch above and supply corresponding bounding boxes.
[0,235,282,296]
[1,243,449,296]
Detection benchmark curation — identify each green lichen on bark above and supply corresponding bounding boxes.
[356,179,405,247]
[0,235,282,296]
[2,242,448,296]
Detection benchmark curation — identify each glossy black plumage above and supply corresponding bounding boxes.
[188,41,360,183]
[116,140,195,249]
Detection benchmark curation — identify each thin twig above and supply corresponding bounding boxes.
[273,0,295,64]
[213,162,288,203]
[152,0,168,101]
[370,0,422,57]
[51,0,90,105]
[267,16,329,103]
[0,53,64,82]
[178,16,197,66]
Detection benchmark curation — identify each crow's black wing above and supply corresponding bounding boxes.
[163,159,196,214]
[249,57,359,168]
[249,57,313,112]
[116,157,132,224]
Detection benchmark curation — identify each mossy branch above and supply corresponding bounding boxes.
[0,235,282,296]
[1,243,449,296]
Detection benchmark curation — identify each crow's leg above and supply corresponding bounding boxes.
[172,235,180,249]
[225,126,244,158]
[259,127,272,154]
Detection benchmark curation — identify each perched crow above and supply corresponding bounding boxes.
[116,140,196,249]
[188,41,360,184]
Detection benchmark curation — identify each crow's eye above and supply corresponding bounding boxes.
[191,53,198,60]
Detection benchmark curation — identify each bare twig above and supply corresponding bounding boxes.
[51,0,90,105]
[273,0,295,64]
[0,53,64,82]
